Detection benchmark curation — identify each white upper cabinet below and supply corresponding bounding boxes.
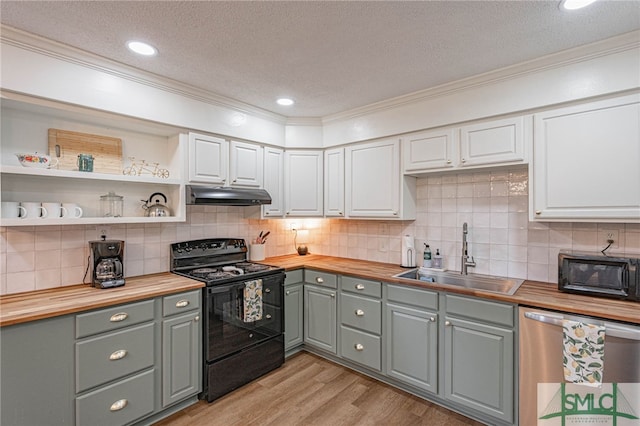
[402,128,457,172]
[188,133,228,185]
[229,140,263,188]
[262,146,284,217]
[530,93,640,222]
[459,116,527,167]
[324,147,345,217]
[346,139,416,219]
[284,150,323,217]
[403,116,529,175]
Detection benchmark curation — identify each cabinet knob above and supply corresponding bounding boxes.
[355,284,365,290]
[176,299,190,308]
[233,179,237,183]
[461,158,466,163]
[330,293,335,298]
[393,211,398,216]
[264,288,271,293]
[266,314,272,319]
[109,312,128,322]
[110,399,128,412]
[535,210,542,215]
[354,343,364,351]
[429,317,436,322]
[109,349,128,361]
[286,211,290,215]
[355,309,365,317]
[445,320,452,326]
[339,211,343,216]
[446,159,452,164]
[265,212,270,215]
[286,290,290,295]
[194,315,200,322]
[316,277,324,283]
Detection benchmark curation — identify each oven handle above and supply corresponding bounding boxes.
[524,311,640,341]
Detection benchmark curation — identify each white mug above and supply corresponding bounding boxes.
[20,202,46,219]
[62,203,83,218]
[42,202,65,219]
[1,201,26,219]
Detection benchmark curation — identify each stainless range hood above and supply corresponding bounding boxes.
[186,185,272,206]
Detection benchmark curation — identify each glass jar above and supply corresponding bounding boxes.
[100,191,123,217]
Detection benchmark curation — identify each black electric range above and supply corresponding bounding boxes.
[169,238,285,402]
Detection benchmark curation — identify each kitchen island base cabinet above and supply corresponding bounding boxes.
[304,284,337,354]
[0,315,75,426]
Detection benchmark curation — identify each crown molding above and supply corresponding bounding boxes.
[286,117,323,126]
[322,30,640,124]
[0,25,288,124]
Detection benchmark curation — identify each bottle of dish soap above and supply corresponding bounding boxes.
[423,244,432,268]
[433,248,443,269]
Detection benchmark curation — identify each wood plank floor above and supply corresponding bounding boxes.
[155,352,485,426]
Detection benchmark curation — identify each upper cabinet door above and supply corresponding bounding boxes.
[531,94,640,222]
[459,116,527,167]
[229,140,263,188]
[346,139,405,218]
[263,147,284,217]
[324,148,345,217]
[284,150,323,217]
[188,133,228,185]
[402,129,457,172]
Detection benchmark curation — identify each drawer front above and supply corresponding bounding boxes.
[76,300,155,339]
[285,269,304,285]
[387,284,438,310]
[76,323,155,393]
[341,276,381,298]
[76,369,155,426]
[304,270,337,289]
[445,294,514,327]
[163,290,201,317]
[340,326,381,371]
[340,293,381,334]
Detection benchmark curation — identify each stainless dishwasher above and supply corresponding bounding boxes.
[519,307,640,425]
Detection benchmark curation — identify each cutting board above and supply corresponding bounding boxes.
[48,129,123,174]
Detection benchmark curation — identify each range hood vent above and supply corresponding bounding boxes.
[186,185,272,206]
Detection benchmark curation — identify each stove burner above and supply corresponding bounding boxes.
[245,264,269,272]
[192,268,218,274]
[206,272,237,280]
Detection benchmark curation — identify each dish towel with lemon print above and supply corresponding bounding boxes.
[243,279,263,323]
[562,319,605,387]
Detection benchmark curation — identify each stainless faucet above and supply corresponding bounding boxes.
[461,222,476,275]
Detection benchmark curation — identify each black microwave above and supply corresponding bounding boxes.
[558,252,640,302]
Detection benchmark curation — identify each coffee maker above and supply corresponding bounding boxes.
[89,239,125,288]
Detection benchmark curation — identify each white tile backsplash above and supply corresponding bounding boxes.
[2,168,640,295]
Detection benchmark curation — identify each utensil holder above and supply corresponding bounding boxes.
[250,244,265,261]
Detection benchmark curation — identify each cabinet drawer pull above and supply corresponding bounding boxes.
[354,343,364,351]
[264,288,271,293]
[535,210,542,215]
[109,312,128,322]
[316,277,324,283]
[110,399,128,412]
[109,349,128,361]
[194,315,200,322]
[175,299,190,308]
[266,314,272,319]
[445,320,452,326]
[330,293,335,298]
[355,309,365,317]
[286,290,290,295]
[355,284,365,290]
[429,317,436,322]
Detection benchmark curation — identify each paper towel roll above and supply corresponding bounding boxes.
[401,234,416,267]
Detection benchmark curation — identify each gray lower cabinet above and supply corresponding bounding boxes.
[304,284,337,353]
[0,315,75,426]
[284,269,304,352]
[385,302,438,393]
[161,290,201,407]
[443,294,515,424]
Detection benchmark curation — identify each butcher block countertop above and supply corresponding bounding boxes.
[263,254,640,325]
[1,255,638,327]
[0,273,203,327]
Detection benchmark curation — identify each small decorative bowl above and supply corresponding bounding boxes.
[16,153,58,169]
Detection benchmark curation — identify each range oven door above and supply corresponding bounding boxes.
[204,273,284,362]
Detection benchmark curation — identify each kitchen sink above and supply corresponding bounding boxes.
[393,269,524,295]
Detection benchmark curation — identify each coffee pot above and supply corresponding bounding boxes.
[89,239,125,288]
[142,192,171,217]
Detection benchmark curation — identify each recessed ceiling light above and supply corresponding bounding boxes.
[127,41,157,56]
[560,0,598,10]
[276,98,295,106]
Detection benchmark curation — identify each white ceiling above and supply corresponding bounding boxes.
[1,1,639,118]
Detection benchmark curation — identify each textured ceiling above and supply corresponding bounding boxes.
[1,1,639,118]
